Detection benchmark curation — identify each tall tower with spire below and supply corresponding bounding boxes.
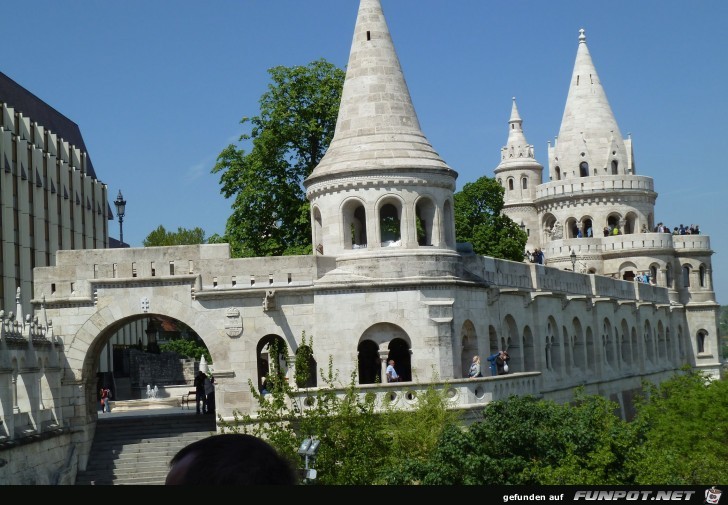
[304,0,459,267]
[498,28,716,315]
[494,97,543,252]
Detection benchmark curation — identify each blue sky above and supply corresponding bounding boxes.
[3,1,727,303]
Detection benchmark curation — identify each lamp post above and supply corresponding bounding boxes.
[570,249,577,272]
[114,190,126,246]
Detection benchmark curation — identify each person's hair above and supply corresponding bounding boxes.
[166,433,298,485]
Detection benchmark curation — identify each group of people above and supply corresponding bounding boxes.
[654,222,700,235]
[467,351,511,378]
[194,370,215,415]
[525,248,544,264]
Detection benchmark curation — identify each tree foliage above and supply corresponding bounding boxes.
[218,334,460,485]
[212,59,345,258]
[142,225,206,247]
[626,367,728,484]
[159,338,211,364]
[453,176,527,261]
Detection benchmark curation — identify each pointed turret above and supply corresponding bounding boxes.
[304,0,459,258]
[494,98,543,250]
[548,29,632,180]
[306,0,454,182]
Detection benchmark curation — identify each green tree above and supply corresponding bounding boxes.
[626,368,728,484]
[218,333,459,485]
[212,59,345,258]
[383,392,635,485]
[159,338,211,364]
[142,225,206,247]
[453,176,527,261]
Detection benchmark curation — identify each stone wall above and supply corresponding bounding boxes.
[128,350,195,396]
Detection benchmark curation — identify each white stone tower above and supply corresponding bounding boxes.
[542,28,655,245]
[304,0,459,267]
[493,97,543,252]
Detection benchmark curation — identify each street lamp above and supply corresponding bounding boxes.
[570,249,577,272]
[297,436,321,482]
[114,190,127,246]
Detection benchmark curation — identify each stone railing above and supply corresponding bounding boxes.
[233,372,542,422]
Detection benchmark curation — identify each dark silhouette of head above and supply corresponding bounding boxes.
[165,433,298,485]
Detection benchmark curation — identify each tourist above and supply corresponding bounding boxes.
[204,375,215,414]
[487,352,500,376]
[99,386,112,413]
[194,370,207,414]
[496,351,511,375]
[386,359,400,382]
[165,433,297,485]
[468,355,482,378]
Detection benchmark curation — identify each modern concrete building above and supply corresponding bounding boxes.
[0,0,721,484]
[0,71,111,312]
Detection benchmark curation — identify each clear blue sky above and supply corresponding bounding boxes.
[3,1,727,304]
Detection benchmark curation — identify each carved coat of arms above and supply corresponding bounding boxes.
[224,307,243,338]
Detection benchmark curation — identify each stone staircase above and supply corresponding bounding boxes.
[74,410,217,485]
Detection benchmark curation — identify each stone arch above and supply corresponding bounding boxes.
[443,199,455,249]
[566,217,579,239]
[681,264,691,288]
[360,322,412,382]
[644,320,654,364]
[357,340,380,385]
[580,216,594,237]
[414,195,437,247]
[488,324,499,355]
[656,321,666,362]
[579,161,589,177]
[460,319,478,379]
[522,325,536,372]
[617,260,638,282]
[699,264,707,288]
[503,315,520,373]
[585,326,596,370]
[257,334,288,391]
[377,196,403,246]
[620,319,631,368]
[624,211,638,235]
[546,317,561,375]
[542,213,557,241]
[696,329,709,355]
[562,325,571,374]
[602,318,615,369]
[607,213,621,234]
[341,197,367,250]
[572,318,585,371]
[312,205,323,253]
[295,344,317,388]
[70,295,221,418]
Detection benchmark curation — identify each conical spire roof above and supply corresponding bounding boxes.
[306,0,454,183]
[552,29,627,175]
[495,97,541,170]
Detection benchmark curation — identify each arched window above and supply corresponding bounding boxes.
[579,162,589,177]
[699,265,706,287]
[508,178,514,190]
[611,160,618,174]
[682,265,691,288]
[379,203,401,245]
[697,331,707,354]
[555,166,561,180]
[521,177,528,190]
